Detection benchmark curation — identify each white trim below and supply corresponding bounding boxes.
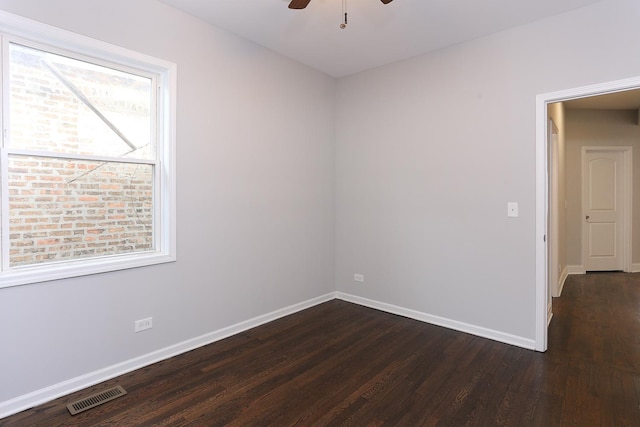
[0,252,175,288]
[535,90,549,352]
[336,292,536,350]
[536,75,640,353]
[558,265,569,297]
[547,302,553,326]
[6,148,156,165]
[0,11,177,289]
[567,265,585,275]
[0,291,544,418]
[631,263,640,273]
[0,11,174,73]
[0,292,337,419]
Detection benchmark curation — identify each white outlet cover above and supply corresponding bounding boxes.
[135,317,153,332]
[507,202,519,218]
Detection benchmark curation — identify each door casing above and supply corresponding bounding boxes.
[535,76,640,352]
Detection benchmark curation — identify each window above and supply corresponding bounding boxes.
[0,13,176,288]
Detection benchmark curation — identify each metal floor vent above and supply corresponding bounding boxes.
[67,385,127,415]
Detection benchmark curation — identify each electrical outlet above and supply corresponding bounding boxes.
[354,274,364,282]
[135,317,152,332]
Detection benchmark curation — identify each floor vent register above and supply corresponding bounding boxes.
[66,385,127,415]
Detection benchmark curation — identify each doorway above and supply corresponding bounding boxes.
[535,77,640,352]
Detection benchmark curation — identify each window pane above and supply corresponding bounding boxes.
[9,43,153,159]
[8,155,154,267]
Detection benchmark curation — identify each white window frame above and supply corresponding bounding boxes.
[0,11,176,288]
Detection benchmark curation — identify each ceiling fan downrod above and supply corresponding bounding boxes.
[340,0,348,29]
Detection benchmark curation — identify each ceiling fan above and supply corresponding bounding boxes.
[288,0,393,9]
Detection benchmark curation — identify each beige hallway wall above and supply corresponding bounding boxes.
[548,102,568,292]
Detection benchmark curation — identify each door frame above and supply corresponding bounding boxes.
[581,146,632,273]
[535,76,640,352]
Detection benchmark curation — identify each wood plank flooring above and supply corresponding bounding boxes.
[2,272,640,426]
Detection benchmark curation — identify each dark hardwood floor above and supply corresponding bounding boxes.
[3,273,640,426]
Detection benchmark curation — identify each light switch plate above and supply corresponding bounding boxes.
[507,202,519,218]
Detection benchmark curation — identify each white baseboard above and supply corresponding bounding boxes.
[336,292,536,350]
[1,290,542,419]
[558,266,569,296]
[567,265,585,275]
[566,264,640,274]
[0,292,337,419]
[547,301,553,326]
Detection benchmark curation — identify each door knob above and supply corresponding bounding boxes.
[586,215,590,220]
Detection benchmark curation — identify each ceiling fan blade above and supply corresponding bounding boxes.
[380,0,394,4]
[289,0,311,9]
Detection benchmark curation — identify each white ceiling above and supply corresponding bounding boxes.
[158,0,603,78]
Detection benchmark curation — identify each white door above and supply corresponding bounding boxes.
[582,149,626,271]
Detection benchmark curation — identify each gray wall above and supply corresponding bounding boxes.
[3,0,640,415]
[0,0,336,407]
[564,109,640,267]
[335,0,640,339]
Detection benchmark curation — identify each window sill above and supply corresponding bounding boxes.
[0,251,176,289]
